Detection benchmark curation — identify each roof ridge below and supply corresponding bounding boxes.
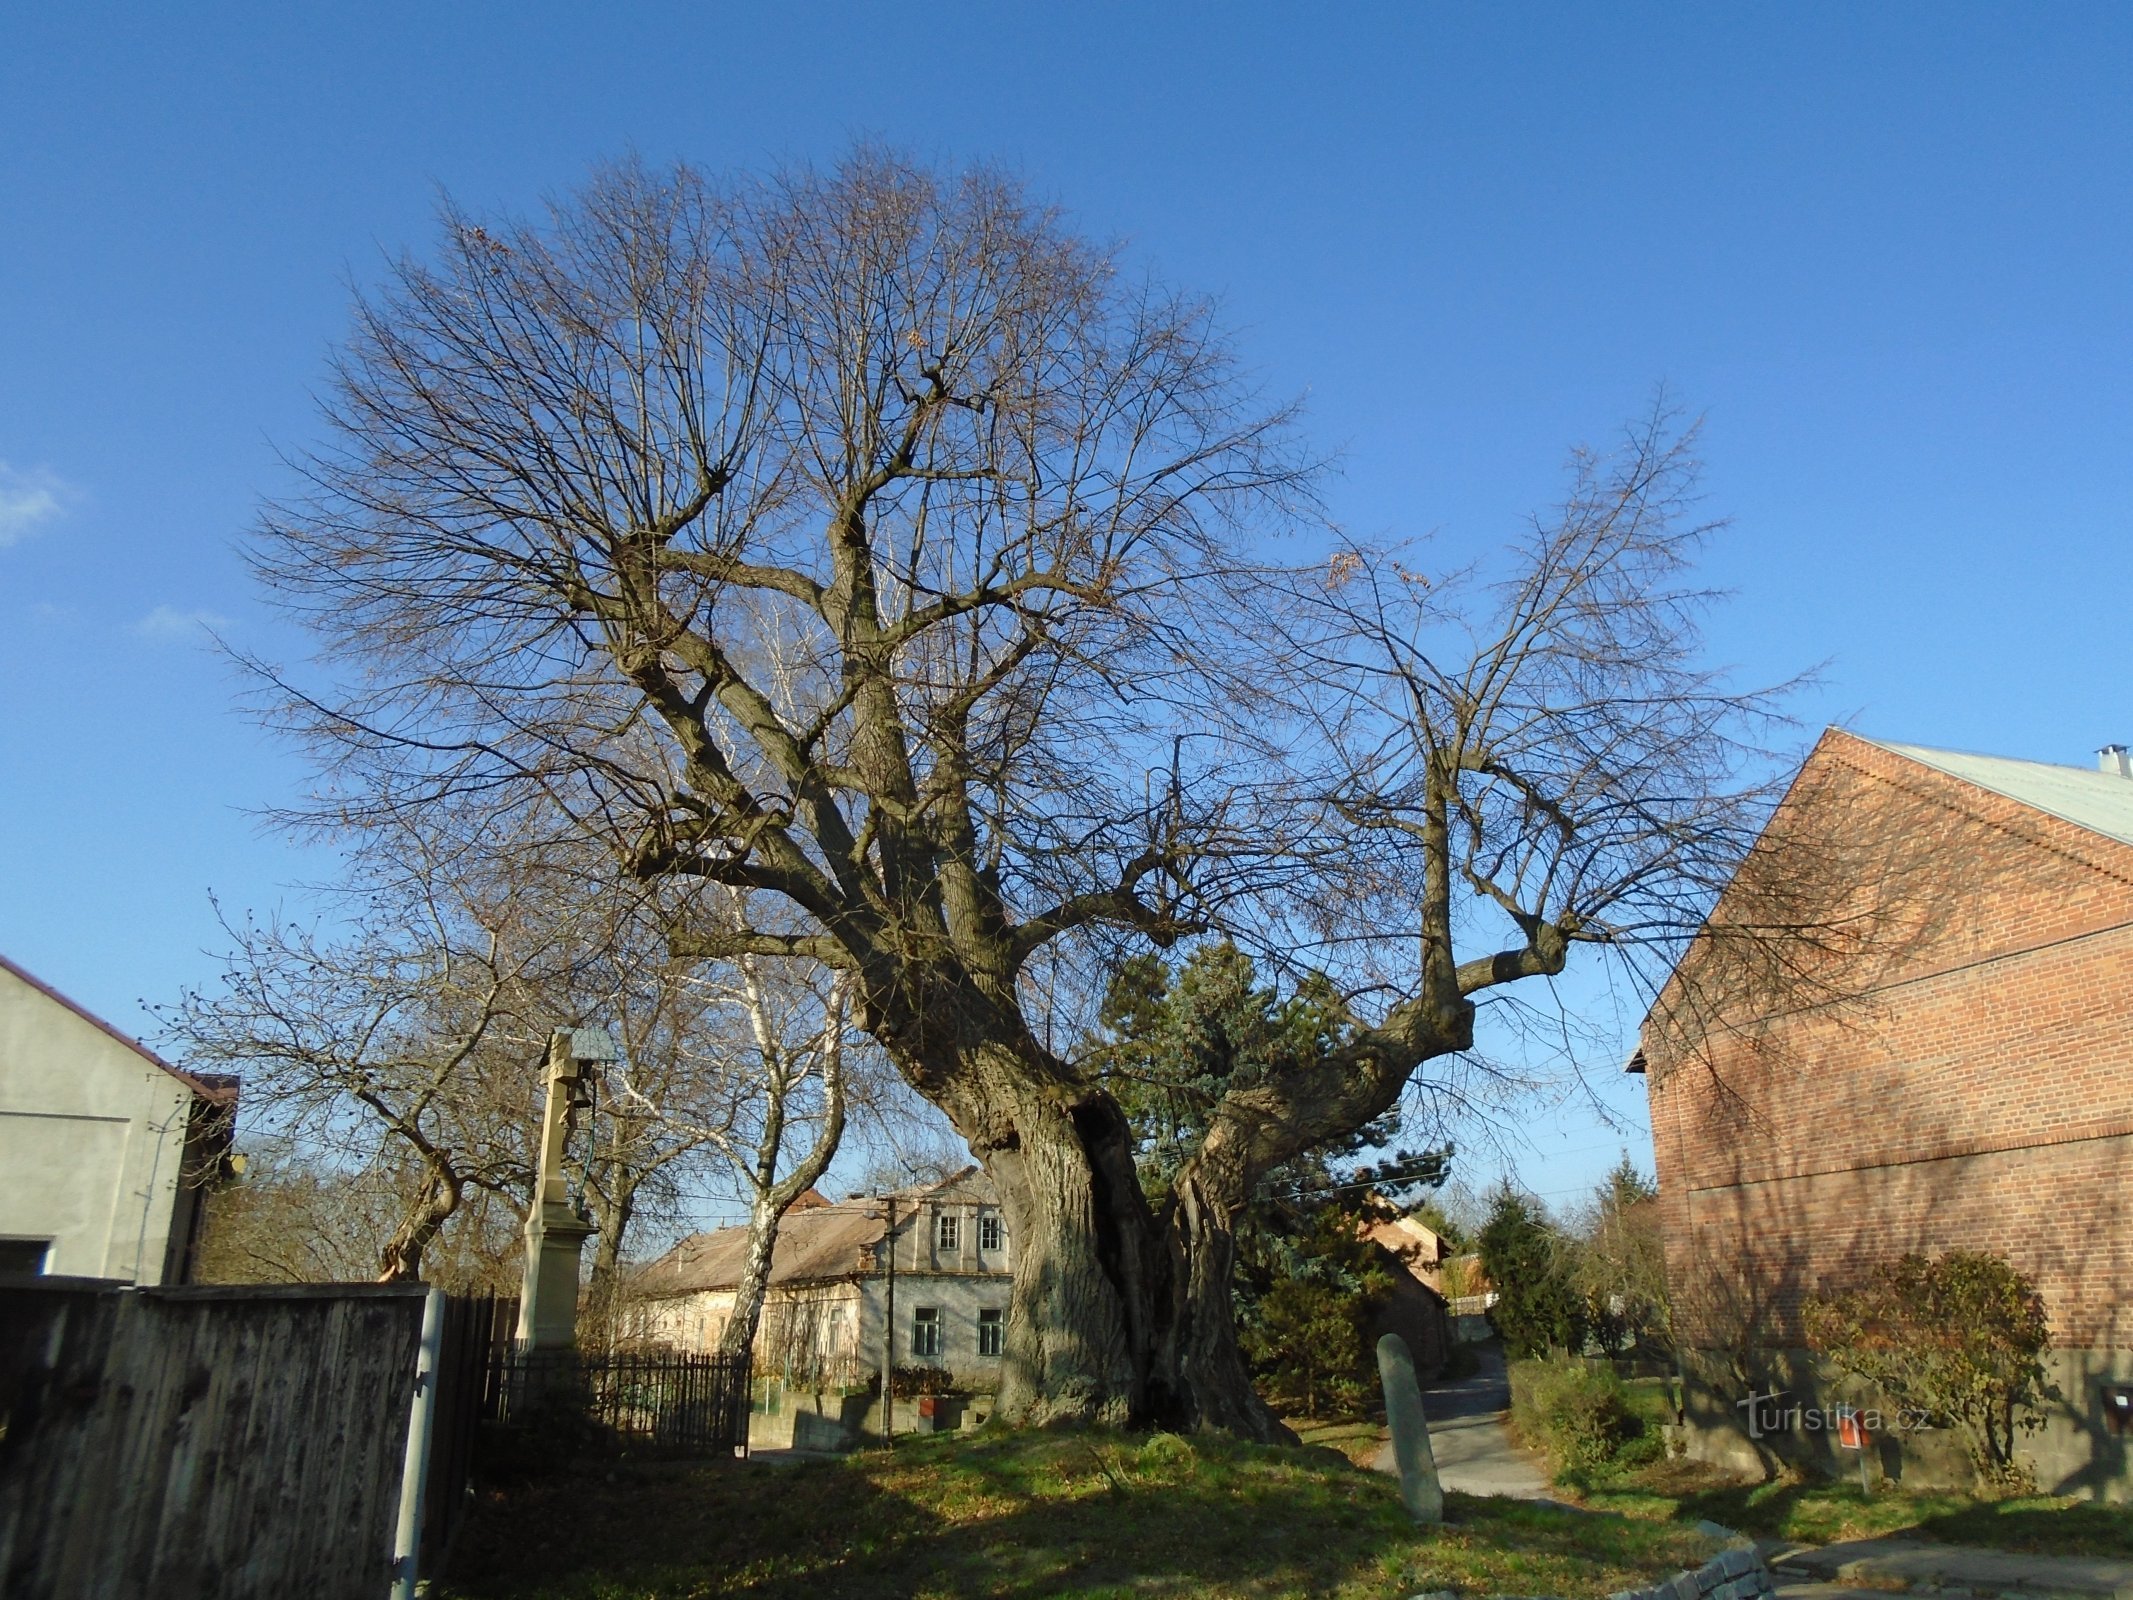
[1854,735,2133,875]
[0,953,234,1102]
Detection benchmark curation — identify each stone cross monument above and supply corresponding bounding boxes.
[516,1026,619,1350]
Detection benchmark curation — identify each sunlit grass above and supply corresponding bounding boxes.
[439,1427,1716,1599]
[1571,1456,2133,1557]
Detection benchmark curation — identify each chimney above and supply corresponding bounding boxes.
[2100,745,2132,778]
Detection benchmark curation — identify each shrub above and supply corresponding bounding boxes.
[1509,1355,1636,1476]
[1804,1249,2059,1490]
[1243,1266,1384,1418]
[1240,1202,1395,1419]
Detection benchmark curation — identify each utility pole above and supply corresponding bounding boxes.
[879,1193,896,1441]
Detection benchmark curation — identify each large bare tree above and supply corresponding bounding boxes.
[246,150,1791,1433]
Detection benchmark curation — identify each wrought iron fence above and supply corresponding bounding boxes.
[483,1344,748,1455]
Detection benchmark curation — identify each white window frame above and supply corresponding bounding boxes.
[979,1213,1003,1253]
[936,1212,961,1252]
[977,1306,1004,1357]
[912,1305,942,1358]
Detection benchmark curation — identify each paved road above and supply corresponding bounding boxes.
[1370,1341,1553,1500]
[1770,1535,2133,1597]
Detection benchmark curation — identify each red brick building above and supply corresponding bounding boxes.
[1636,728,2133,1495]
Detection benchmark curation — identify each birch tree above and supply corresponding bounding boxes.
[604,938,856,1368]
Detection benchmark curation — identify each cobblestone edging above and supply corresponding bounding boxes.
[1604,1544,1774,1600]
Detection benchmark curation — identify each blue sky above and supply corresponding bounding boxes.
[4,3,2129,1219]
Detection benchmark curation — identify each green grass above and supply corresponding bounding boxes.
[1285,1417,1386,1469]
[1570,1457,2133,1558]
[437,1428,1717,1599]
[1617,1377,1678,1433]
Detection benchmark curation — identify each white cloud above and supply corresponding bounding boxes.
[132,604,232,642]
[0,462,69,546]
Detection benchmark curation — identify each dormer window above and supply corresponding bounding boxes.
[979,1213,1003,1253]
[936,1212,961,1252]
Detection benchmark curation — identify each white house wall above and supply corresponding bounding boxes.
[635,1287,739,1349]
[855,1270,1014,1389]
[0,963,198,1282]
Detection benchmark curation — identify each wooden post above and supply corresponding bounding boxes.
[880,1194,897,1441]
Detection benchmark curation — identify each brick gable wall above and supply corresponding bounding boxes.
[1646,729,2133,1353]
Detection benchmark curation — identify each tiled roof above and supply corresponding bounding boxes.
[636,1168,997,1297]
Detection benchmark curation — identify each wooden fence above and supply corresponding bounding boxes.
[0,1278,427,1600]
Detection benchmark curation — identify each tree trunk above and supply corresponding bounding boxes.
[974,1079,1153,1426]
[918,991,1471,1437]
[1165,1154,1291,1441]
[860,932,1477,1436]
[964,1089,1291,1437]
[376,1158,460,1282]
[717,1192,785,1370]
[912,1026,1274,1436]
[715,975,850,1373]
[583,1171,638,1350]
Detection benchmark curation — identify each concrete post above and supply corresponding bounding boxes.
[1376,1333,1445,1524]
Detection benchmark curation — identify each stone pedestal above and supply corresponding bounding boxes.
[518,1203,595,1351]
[513,1029,614,1352]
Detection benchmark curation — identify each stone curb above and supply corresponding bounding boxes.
[1398,1537,1778,1600]
[1769,1537,2133,1600]
[1605,1543,1776,1600]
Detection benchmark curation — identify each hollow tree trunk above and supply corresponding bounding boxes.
[914,1031,1269,1435]
[881,967,1471,1436]
[974,1078,1155,1426]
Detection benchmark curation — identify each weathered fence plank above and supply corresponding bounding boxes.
[0,1280,427,1600]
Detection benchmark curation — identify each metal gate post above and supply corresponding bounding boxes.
[390,1288,447,1600]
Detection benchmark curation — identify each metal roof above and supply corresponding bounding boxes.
[1867,739,2133,849]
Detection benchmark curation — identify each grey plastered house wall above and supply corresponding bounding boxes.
[0,955,234,1283]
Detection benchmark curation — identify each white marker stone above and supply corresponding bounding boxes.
[1375,1333,1444,1525]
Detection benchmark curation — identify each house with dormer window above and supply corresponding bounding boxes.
[633,1167,1013,1392]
